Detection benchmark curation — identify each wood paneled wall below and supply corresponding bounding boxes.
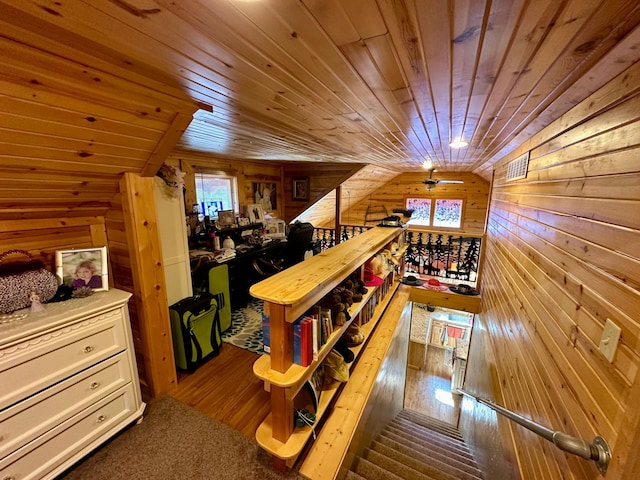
[296,164,401,228]
[343,172,490,233]
[169,150,285,219]
[169,150,366,224]
[464,60,640,479]
[0,217,107,271]
[281,163,365,224]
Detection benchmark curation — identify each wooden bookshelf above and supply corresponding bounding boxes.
[250,226,405,468]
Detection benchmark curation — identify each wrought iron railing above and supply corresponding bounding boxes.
[404,230,482,284]
[313,225,370,251]
[313,226,483,285]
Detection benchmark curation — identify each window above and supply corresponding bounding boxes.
[195,173,238,219]
[405,198,463,229]
[433,199,463,228]
[405,198,432,226]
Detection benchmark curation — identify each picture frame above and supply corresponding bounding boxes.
[218,209,236,227]
[245,203,265,224]
[253,182,277,211]
[292,177,309,201]
[55,246,109,291]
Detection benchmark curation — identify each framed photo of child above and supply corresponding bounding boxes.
[55,246,109,291]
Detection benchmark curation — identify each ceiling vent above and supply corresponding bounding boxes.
[506,152,530,181]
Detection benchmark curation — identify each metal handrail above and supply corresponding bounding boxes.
[457,389,611,476]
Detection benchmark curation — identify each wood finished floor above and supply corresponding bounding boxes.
[404,345,461,426]
[169,344,270,438]
[169,340,461,439]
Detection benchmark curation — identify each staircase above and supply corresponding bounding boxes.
[345,409,483,480]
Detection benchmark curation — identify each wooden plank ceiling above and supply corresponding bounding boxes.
[1,0,639,209]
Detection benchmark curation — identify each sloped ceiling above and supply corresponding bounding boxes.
[295,164,402,227]
[1,0,639,219]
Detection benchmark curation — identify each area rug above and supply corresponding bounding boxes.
[60,395,302,480]
[222,297,264,354]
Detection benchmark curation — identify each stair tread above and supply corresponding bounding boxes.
[398,410,463,436]
[345,470,368,480]
[399,409,461,428]
[354,457,405,480]
[378,432,482,476]
[371,441,483,480]
[386,423,472,455]
[389,421,466,448]
[346,409,484,480]
[394,415,461,437]
[363,448,441,480]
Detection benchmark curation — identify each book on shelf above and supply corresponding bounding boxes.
[293,316,313,367]
[302,317,312,367]
[311,314,319,361]
[262,312,270,354]
[320,308,332,344]
[293,318,303,365]
[307,365,324,411]
[295,366,325,423]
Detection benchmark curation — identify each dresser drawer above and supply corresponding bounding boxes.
[0,352,132,459]
[0,308,127,411]
[0,385,139,480]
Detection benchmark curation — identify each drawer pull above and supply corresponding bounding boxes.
[96,414,106,423]
[83,345,94,354]
[90,381,100,390]
[3,476,16,480]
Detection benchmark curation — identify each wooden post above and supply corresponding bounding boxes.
[334,185,342,244]
[120,172,178,397]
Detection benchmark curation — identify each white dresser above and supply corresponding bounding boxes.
[0,289,145,480]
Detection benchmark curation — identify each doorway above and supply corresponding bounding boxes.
[404,302,473,426]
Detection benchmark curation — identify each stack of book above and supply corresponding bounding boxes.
[292,307,333,367]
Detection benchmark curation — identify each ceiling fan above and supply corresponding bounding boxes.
[422,168,464,191]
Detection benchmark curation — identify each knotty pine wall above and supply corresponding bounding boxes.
[168,150,365,224]
[342,172,490,233]
[461,61,640,479]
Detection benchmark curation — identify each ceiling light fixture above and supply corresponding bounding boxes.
[449,138,469,148]
[422,160,434,170]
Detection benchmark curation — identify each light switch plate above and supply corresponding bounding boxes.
[599,318,621,362]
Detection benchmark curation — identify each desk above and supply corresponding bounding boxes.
[190,240,286,311]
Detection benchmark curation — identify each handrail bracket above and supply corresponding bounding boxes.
[593,436,611,476]
[458,389,611,476]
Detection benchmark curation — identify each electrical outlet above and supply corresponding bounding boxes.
[599,318,621,363]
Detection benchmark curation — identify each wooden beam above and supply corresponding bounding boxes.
[140,111,195,177]
[409,287,482,314]
[119,172,177,396]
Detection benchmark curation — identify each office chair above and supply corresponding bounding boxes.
[253,221,315,276]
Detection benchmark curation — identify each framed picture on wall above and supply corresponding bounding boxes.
[292,177,309,201]
[253,182,277,212]
[55,246,109,291]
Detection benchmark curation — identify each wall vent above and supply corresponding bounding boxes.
[506,152,530,181]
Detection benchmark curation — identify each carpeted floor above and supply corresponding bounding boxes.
[60,395,302,480]
[222,298,264,354]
